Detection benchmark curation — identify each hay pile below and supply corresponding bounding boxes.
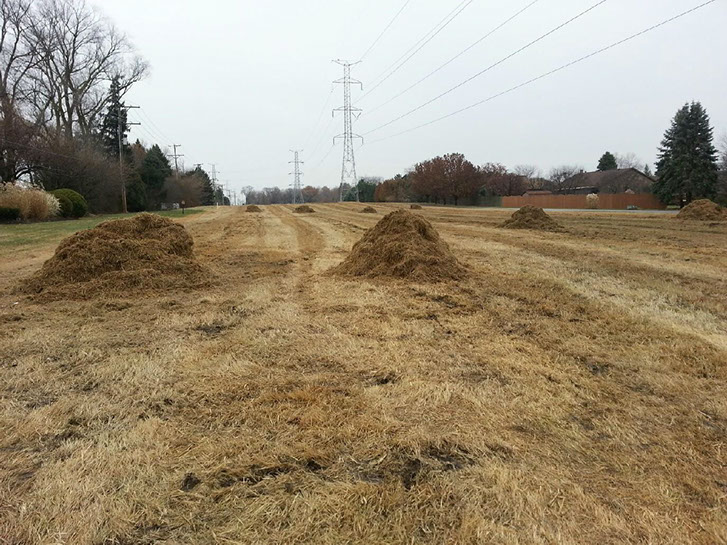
[501,206,563,232]
[361,206,377,213]
[20,213,207,300]
[294,205,314,214]
[410,204,423,210]
[331,210,466,281]
[246,205,262,213]
[676,199,726,221]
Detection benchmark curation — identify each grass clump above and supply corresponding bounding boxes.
[332,209,466,281]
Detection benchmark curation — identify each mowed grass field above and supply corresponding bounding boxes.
[1,203,726,545]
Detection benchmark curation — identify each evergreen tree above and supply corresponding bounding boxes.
[643,164,653,178]
[190,166,215,205]
[125,170,147,212]
[99,76,129,160]
[655,102,718,206]
[597,151,618,171]
[141,145,172,209]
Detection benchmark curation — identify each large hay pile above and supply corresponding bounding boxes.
[331,210,466,281]
[501,206,563,232]
[676,199,726,221]
[361,206,377,213]
[20,213,207,300]
[294,205,314,214]
[246,205,262,213]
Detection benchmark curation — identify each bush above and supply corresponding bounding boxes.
[51,189,88,217]
[0,183,56,220]
[586,193,599,209]
[0,206,20,222]
[45,192,61,217]
[55,193,73,217]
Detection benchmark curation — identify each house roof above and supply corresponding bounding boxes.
[563,168,654,193]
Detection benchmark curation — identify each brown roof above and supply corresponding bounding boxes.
[564,168,654,193]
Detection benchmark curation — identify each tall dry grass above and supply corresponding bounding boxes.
[0,183,59,220]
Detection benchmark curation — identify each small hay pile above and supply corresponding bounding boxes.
[246,205,262,213]
[361,206,377,213]
[410,204,423,210]
[676,199,726,221]
[331,210,466,281]
[294,205,314,214]
[501,206,563,232]
[20,213,207,300]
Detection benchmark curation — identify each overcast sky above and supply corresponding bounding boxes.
[96,0,727,194]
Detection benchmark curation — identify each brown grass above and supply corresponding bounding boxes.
[1,204,726,544]
[677,199,726,221]
[501,205,564,231]
[0,184,57,220]
[18,213,208,300]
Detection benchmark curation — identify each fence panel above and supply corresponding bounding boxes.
[501,194,665,210]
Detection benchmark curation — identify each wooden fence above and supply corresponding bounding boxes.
[501,193,666,210]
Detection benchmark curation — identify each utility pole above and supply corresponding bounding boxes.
[210,164,219,206]
[289,149,304,204]
[333,59,363,202]
[171,144,184,179]
[118,104,140,213]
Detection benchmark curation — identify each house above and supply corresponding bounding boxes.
[560,168,654,194]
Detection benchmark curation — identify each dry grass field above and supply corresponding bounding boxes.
[1,204,726,545]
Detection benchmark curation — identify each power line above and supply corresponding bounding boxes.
[366,0,541,116]
[137,108,174,143]
[367,0,717,145]
[303,86,335,149]
[359,0,414,61]
[364,0,608,136]
[361,0,475,102]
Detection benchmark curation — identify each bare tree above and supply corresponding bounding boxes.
[548,165,583,192]
[28,0,148,139]
[0,0,39,181]
[615,152,642,170]
[719,133,727,170]
[513,164,541,179]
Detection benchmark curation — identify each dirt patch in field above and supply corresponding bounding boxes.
[331,210,466,281]
[246,205,262,213]
[19,213,208,300]
[676,199,726,221]
[361,206,377,214]
[294,205,314,214]
[501,206,563,232]
[410,204,422,210]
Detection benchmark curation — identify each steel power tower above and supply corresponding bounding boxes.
[289,150,304,204]
[332,59,363,202]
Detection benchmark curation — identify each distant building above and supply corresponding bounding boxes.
[523,190,553,196]
[560,168,654,194]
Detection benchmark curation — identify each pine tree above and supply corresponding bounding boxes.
[643,164,653,178]
[191,166,215,205]
[597,151,618,171]
[655,102,718,206]
[141,145,172,209]
[99,76,128,160]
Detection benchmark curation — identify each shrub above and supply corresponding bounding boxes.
[0,183,56,220]
[54,193,74,217]
[586,193,599,209]
[0,206,20,222]
[51,189,88,217]
[45,192,61,217]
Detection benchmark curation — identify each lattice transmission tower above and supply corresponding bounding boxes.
[289,149,304,204]
[332,59,363,202]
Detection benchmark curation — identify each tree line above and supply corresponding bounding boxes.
[0,0,224,212]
